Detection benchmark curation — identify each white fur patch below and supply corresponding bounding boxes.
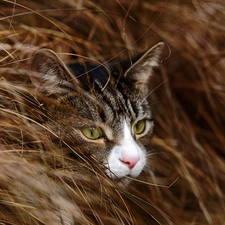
[105,120,146,179]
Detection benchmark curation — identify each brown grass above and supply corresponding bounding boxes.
[0,0,225,224]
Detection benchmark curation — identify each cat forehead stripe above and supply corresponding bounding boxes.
[93,79,136,119]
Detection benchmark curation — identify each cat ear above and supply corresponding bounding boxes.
[124,42,164,95]
[29,49,80,95]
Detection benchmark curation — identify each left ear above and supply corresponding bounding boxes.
[124,42,164,95]
[29,48,81,96]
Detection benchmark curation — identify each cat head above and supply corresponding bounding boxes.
[29,42,164,184]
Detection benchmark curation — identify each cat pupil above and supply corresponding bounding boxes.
[133,120,146,135]
[81,127,102,140]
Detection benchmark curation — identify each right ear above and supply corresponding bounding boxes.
[29,49,80,96]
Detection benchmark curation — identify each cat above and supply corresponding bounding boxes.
[29,42,164,185]
[0,42,168,224]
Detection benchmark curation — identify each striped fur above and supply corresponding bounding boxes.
[28,42,164,183]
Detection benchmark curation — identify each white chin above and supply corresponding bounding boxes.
[105,165,143,180]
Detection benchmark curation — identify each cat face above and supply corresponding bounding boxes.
[29,42,164,183]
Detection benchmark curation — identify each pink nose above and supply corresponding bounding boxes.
[120,156,140,169]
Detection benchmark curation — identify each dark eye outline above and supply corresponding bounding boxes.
[81,127,103,140]
[133,118,154,139]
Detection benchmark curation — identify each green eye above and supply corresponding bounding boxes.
[81,127,102,140]
[133,120,146,135]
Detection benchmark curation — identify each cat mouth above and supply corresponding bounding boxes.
[105,167,137,181]
[104,167,128,180]
[113,175,133,187]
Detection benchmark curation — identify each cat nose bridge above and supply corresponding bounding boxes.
[118,120,141,169]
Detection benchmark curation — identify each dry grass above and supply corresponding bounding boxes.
[0,0,225,224]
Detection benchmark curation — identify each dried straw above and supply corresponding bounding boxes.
[0,0,224,224]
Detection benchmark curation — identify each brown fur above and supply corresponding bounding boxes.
[0,0,225,224]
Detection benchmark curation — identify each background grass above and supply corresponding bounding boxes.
[0,0,225,224]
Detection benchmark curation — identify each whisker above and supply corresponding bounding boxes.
[126,175,179,189]
[145,150,161,158]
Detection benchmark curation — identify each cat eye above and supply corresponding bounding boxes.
[81,127,103,140]
[133,119,146,135]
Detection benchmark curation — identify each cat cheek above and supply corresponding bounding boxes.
[104,147,128,179]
